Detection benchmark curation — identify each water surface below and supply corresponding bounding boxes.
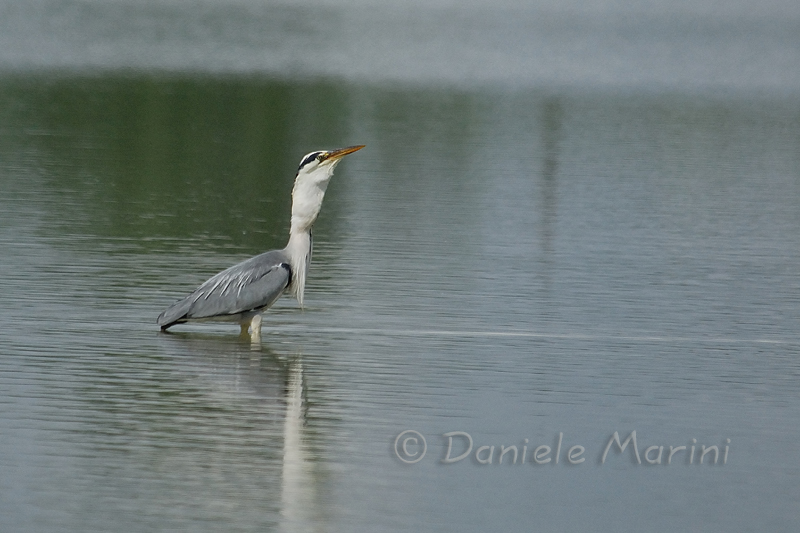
[1,1,800,531]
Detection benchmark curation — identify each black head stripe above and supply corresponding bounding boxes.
[299,151,324,170]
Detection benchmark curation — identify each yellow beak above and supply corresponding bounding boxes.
[321,145,365,162]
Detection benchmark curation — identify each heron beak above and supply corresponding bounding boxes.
[321,145,365,162]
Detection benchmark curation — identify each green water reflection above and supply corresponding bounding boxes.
[0,75,356,249]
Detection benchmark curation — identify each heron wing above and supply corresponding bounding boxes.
[157,250,291,328]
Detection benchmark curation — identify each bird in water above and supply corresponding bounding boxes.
[157,145,364,340]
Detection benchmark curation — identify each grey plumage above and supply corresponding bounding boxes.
[157,250,291,329]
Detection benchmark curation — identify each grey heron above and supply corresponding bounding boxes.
[157,145,364,338]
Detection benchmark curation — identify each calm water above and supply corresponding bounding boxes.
[1,1,800,532]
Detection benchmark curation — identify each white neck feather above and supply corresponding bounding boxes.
[284,161,337,306]
[285,231,311,306]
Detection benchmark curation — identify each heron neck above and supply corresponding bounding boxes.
[290,174,330,234]
[286,163,335,306]
[285,230,312,306]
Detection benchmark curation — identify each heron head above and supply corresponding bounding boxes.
[290,145,364,232]
[295,145,365,182]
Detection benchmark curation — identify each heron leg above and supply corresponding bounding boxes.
[249,314,263,342]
